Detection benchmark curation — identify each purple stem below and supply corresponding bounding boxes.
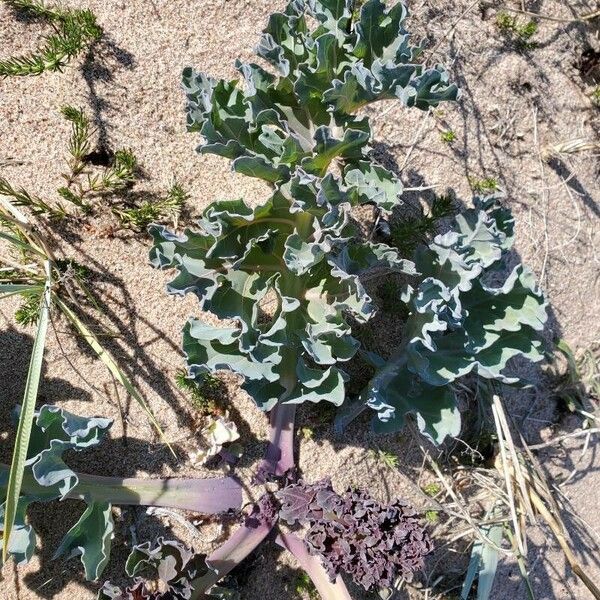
[276,532,352,600]
[191,495,278,598]
[257,403,297,479]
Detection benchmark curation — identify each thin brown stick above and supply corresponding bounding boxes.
[529,489,600,599]
[427,0,480,61]
[528,428,600,450]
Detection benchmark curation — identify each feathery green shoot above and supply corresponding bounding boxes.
[0,1,102,77]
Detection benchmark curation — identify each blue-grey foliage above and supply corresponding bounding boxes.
[151,0,456,414]
[363,196,547,442]
[151,0,546,445]
[0,405,113,579]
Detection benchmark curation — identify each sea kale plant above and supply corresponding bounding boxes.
[149,0,461,470]
[143,0,548,595]
[1,0,549,598]
[150,0,546,455]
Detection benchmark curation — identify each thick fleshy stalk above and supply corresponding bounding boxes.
[72,473,243,514]
[1,465,243,514]
[257,403,297,479]
[191,495,278,598]
[276,532,352,600]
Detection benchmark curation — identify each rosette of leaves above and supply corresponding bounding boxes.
[0,405,243,581]
[361,195,548,442]
[178,0,457,188]
[276,479,432,591]
[150,0,458,471]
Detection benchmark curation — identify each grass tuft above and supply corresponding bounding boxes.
[468,176,499,194]
[440,129,457,143]
[15,293,42,326]
[114,183,188,229]
[391,194,456,256]
[175,370,222,416]
[294,572,319,599]
[496,12,538,50]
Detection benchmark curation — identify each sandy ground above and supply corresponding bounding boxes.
[0,0,599,599]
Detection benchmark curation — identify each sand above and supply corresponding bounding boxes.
[0,0,599,598]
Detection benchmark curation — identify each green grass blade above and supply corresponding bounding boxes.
[52,296,173,454]
[2,268,50,561]
[476,524,503,600]
[0,231,46,257]
[0,283,42,299]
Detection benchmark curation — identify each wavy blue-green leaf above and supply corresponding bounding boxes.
[53,501,114,580]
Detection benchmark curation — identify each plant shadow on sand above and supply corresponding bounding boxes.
[0,325,94,457]
[80,35,136,161]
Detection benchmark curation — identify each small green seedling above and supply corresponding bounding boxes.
[496,12,538,50]
[175,369,222,415]
[390,193,456,256]
[294,572,319,599]
[425,510,440,524]
[113,183,188,229]
[1,105,186,228]
[423,482,442,497]
[441,129,457,143]
[13,258,89,326]
[299,426,315,441]
[376,449,399,469]
[468,177,499,194]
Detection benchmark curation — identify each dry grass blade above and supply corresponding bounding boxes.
[492,395,535,519]
[490,398,527,557]
[491,421,600,599]
[420,448,508,554]
[527,485,600,599]
[527,428,600,450]
[542,138,600,161]
[417,387,599,599]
